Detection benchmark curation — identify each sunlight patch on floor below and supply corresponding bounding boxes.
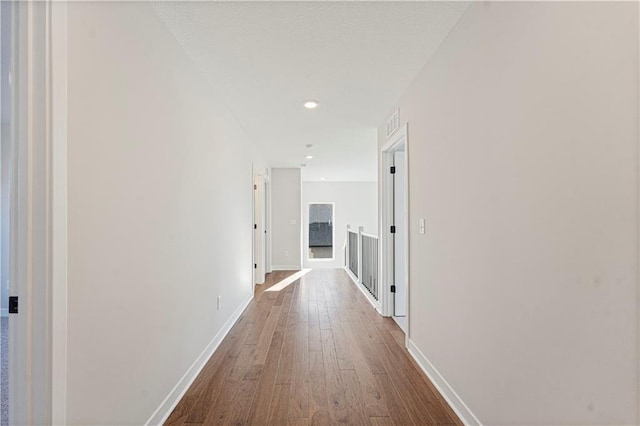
[265,269,312,292]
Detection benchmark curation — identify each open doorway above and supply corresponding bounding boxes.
[307,203,334,260]
[381,124,409,335]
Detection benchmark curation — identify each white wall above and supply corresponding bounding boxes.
[379,2,639,425]
[303,181,377,269]
[67,2,268,424]
[271,168,302,270]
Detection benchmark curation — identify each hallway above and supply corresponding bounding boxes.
[165,269,461,425]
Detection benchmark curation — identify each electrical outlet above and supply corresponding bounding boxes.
[216,296,222,311]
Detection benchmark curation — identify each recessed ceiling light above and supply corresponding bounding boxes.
[303,100,319,109]
[305,155,314,160]
[320,177,326,181]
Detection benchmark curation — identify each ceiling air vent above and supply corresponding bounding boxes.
[386,109,399,138]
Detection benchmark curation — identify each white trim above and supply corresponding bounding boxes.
[344,266,381,313]
[361,232,378,239]
[637,3,640,421]
[299,169,304,271]
[407,339,482,426]
[271,265,302,271]
[380,123,407,152]
[145,291,254,426]
[11,2,60,423]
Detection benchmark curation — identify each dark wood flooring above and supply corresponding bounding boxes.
[165,269,462,425]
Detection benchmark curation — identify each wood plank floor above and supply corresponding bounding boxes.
[165,269,462,426]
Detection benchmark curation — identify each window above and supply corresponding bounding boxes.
[308,203,334,260]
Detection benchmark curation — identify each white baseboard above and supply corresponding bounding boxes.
[145,291,254,426]
[407,339,482,426]
[343,266,380,312]
[271,265,301,271]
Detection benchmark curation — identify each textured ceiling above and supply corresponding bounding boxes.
[152,1,470,181]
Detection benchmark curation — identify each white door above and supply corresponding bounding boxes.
[253,174,265,284]
[393,151,407,317]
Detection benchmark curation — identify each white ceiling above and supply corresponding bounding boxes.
[152,1,470,182]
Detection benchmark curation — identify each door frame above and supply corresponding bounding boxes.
[9,1,68,424]
[391,149,407,320]
[380,124,409,341]
[264,174,272,274]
